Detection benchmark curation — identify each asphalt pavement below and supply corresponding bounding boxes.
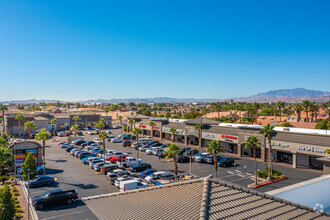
[27,128,321,219]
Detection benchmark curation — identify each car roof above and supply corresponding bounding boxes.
[47,188,63,193]
[153,171,165,174]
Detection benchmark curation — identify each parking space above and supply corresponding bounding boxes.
[27,128,322,219]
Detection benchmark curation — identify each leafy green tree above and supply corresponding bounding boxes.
[15,114,25,139]
[194,123,203,152]
[206,140,223,178]
[99,132,109,163]
[0,184,16,220]
[164,143,181,182]
[0,105,8,134]
[0,146,13,176]
[24,121,37,140]
[132,128,141,161]
[36,129,51,175]
[96,119,105,134]
[21,152,37,180]
[245,136,260,185]
[169,127,177,142]
[315,120,330,130]
[259,124,276,180]
[71,124,80,147]
[280,122,294,127]
[51,118,57,141]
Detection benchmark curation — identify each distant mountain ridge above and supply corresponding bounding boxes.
[1,88,329,104]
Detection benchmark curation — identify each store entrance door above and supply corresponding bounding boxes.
[309,156,323,170]
[277,151,293,164]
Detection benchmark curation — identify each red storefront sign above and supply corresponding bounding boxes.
[154,127,159,129]
[221,134,237,140]
[139,125,146,128]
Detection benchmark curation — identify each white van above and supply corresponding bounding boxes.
[120,180,148,191]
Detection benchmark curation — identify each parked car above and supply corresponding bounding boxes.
[107,136,116,142]
[217,158,235,167]
[114,176,140,187]
[176,155,190,163]
[26,176,56,188]
[107,169,131,178]
[17,166,44,175]
[120,180,147,191]
[65,145,75,152]
[179,147,192,154]
[93,138,101,143]
[193,153,210,163]
[153,149,164,156]
[87,131,95,135]
[129,162,152,172]
[112,138,122,143]
[32,188,78,210]
[205,155,222,164]
[81,156,94,164]
[58,132,64,137]
[149,173,175,185]
[139,168,156,178]
[183,149,199,156]
[79,152,95,159]
[102,164,119,175]
[81,141,95,147]
[122,140,132,147]
[88,158,103,166]
[109,155,126,163]
[145,171,166,183]
[94,161,111,171]
[117,157,141,168]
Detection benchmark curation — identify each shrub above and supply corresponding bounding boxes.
[15,200,20,204]
[13,196,18,200]
[12,187,18,192]
[15,204,21,208]
[15,213,23,219]
[9,175,14,181]
[10,183,15,186]
[0,175,9,184]
[0,184,16,220]
[15,208,23,213]
[21,153,37,181]
[13,192,20,196]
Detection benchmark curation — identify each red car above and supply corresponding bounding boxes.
[109,156,127,163]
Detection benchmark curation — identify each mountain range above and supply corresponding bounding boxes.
[1,88,329,104]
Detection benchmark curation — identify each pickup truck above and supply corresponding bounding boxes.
[117,157,141,168]
[32,188,78,210]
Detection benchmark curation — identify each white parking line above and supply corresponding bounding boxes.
[40,211,84,220]
[29,190,46,195]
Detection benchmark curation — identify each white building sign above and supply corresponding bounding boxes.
[298,145,326,154]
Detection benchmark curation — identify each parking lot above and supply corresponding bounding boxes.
[28,128,322,220]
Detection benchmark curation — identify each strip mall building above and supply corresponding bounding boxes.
[129,115,330,171]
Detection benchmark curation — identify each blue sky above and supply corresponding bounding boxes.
[1,0,330,101]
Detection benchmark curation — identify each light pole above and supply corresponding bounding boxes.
[189,155,192,176]
[27,168,31,220]
[267,139,271,182]
[13,143,17,185]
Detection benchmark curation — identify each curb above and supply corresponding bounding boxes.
[254,177,287,188]
[20,179,39,220]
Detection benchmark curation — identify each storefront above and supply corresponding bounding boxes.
[10,141,42,168]
[309,156,323,170]
[277,151,293,164]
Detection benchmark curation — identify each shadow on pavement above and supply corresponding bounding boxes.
[46,168,64,175]
[48,159,67,163]
[57,182,98,190]
[36,200,86,212]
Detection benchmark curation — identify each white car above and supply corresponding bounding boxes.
[145,171,165,183]
[87,131,95,135]
[114,176,140,187]
[112,138,122,143]
[117,157,140,168]
[93,138,101,143]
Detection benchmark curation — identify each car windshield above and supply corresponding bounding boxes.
[42,191,51,198]
[219,158,227,162]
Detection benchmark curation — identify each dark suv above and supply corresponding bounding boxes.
[217,158,235,167]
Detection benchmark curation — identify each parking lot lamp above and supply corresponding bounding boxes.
[27,168,31,220]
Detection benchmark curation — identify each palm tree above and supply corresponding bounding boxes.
[245,136,260,186]
[104,107,109,116]
[276,101,285,122]
[206,140,223,178]
[164,143,181,182]
[309,102,318,122]
[215,106,221,118]
[259,124,276,181]
[36,129,51,175]
[72,116,80,125]
[0,105,8,134]
[71,124,79,147]
[51,118,57,141]
[293,103,303,122]
[99,131,109,164]
[96,119,105,134]
[118,115,123,128]
[194,123,203,152]
[132,128,141,161]
[302,100,311,122]
[326,108,330,121]
[252,102,261,118]
[24,121,37,140]
[149,121,155,137]
[15,114,25,139]
[128,119,134,133]
[169,127,177,142]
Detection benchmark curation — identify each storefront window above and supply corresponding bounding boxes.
[277,151,293,164]
[309,156,323,170]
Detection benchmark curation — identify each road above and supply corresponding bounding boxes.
[28,128,321,219]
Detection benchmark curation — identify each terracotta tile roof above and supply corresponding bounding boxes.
[289,122,318,129]
[82,177,329,220]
